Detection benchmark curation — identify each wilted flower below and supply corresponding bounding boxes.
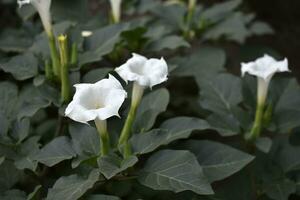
[18,0,53,36]
[109,0,122,23]
[241,54,289,104]
[115,53,168,88]
[65,75,127,124]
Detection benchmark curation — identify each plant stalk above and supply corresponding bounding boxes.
[95,118,110,156]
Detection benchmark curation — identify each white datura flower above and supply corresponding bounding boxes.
[18,0,52,36]
[65,75,127,124]
[241,54,290,104]
[115,53,168,88]
[109,0,122,23]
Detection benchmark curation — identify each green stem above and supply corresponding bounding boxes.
[246,103,265,141]
[58,35,71,103]
[45,60,53,80]
[48,33,60,79]
[70,42,78,66]
[95,119,110,156]
[118,83,144,157]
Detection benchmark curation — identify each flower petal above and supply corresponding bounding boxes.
[115,53,168,87]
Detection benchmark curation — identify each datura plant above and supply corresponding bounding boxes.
[0,0,300,200]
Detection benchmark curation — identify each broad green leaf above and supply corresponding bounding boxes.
[79,23,129,66]
[97,154,138,179]
[17,85,51,119]
[11,118,30,144]
[264,179,296,200]
[133,88,169,133]
[138,150,213,195]
[87,194,121,200]
[150,4,185,30]
[199,73,242,115]
[255,137,272,153]
[69,123,100,168]
[52,0,89,22]
[0,189,26,200]
[201,0,242,23]
[272,136,300,172]
[273,79,300,133]
[147,35,190,51]
[82,68,112,83]
[214,169,253,200]
[27,185,42,200]
[0,112,9,139]
[250,21,274,35]
[46,169,100,200]
[14,136,40,171]
[0,29,32,53]
[181,140,254,182]
[0,161,23,192]
[206,112,240,136]
[203,12,251,43]
[171,46,226,82]
[131,117,210,155]
[34,136,76,167]
[1,53,38,80]
[0,82,18,121]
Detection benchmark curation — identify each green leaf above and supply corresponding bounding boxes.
[0,29,32,53]
[131,117,210,155]
[206,112,240,136]
[0,161,23,192]
[147,35,190,51]
[199,73,242,115]
[250,21,274,35]
[11,118,30,144]
[27,185,42,200]
[79,23,129,66]
[69,123,100,168]
[255,137,272,153]
[46,169,100,200]
[1,53,38,80]
[97,154,138,179]
[203,12,252,43]
[272,136,300,172]
[14,136,40,171]
[201,0,242,23]
[171,46,226,82]
[82,68,112,83]
[133,88,169,133]
[34,136,76,167]
[0,189,26,200]
[150,4,185,30]
[0,82,18,121]
[273,78,300,133]
[180,140,254,182]
[264,179,296,200]
[17,85,51,119]
[87,194,121,200]
[138,150,213,195]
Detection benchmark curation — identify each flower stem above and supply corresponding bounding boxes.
[48,32,60,79]
[246,103,265,141]
[58,35,71,103]
[95,119,110,156]
[70,42,78,66]
[118,83,144,157]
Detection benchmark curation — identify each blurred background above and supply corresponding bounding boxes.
[0,0,299,78]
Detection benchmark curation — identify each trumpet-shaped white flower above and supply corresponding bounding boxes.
[115,53,168,88]
[241,54,290,104]
[65,75,127,124]
[109,0,122,23]
[18,0,52,36]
